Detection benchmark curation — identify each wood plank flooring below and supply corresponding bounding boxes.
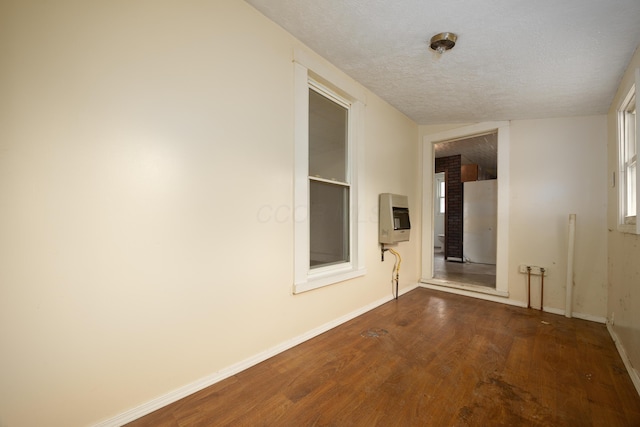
[127,288,640,426]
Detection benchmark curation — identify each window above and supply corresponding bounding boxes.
[309,85,350,269]
[618,71,639,233]
[438,180,446,214]
[293,49,366,293]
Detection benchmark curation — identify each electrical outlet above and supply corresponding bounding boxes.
[518,265,546,275]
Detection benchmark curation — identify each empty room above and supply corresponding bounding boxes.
[1,1,640,426]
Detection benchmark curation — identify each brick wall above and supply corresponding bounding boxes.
[435,155,463,260]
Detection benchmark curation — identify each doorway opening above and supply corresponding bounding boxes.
[421,121,510,297]
[433,132,497,288]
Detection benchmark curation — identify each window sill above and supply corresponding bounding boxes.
[618,222,639,235]
[294,267,366,294]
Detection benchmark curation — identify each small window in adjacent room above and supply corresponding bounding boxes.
[438,180,446,214]
[618,77,638,233]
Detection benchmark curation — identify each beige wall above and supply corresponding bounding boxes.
[420,115,608,317]
[607,46,640,379]
[0,1,419,426]
[509,116,608,316]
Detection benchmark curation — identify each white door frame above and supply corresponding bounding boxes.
[421,122,510,296]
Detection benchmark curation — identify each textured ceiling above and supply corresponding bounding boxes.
[245,0,640,125]
[435,132,498,177]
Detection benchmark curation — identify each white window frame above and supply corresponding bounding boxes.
[293,48,366,294]
[617,69,640,234]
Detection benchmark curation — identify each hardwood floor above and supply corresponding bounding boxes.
[127,288,640,426]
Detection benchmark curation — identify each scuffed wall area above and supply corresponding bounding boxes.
[509,116,608,317]
[607,46,640,379]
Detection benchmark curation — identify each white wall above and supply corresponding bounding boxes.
[508,116,608,316]
[607,46,640,381]
[420,115,608,317]
[0,1,419,426]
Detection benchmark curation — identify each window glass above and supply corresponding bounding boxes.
[308,88,348,183]
[628,162,637,217]
[309,180,350,268]
[308,85,350,269]
[626,101,636,217]
[621,90,637,223]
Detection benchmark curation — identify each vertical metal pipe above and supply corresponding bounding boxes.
[527,266,531,309]
[565,214,576,318]
[540,268,545,311]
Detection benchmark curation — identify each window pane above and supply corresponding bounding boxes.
[624,97,637,219]
[309,88,348,183]
[627,104,636,159]
[628,162,637,217]
[310,180,349,268]
[440,197,445,214]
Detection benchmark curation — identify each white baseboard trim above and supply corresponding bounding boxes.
[542,306,564,316]
[541,306,606,323]
[419,283,606,324]
[93,284,420,427]
[419,282,523,307]
[572,311,607,324]
[607,322,640,397]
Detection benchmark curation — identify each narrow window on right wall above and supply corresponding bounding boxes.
[618,70,639,233]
